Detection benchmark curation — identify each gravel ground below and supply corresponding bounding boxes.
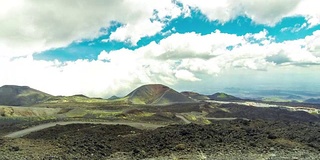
[0,119,319,160]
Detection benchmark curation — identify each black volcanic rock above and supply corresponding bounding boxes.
[0,85,52,106]
[24,120,320,159]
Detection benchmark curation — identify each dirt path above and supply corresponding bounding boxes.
[3,121,165,138]
[206,117,250,121]
[152,88,171,104]
[175,114,191,124]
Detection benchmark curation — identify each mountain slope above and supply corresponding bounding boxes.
[208,92,241,101]
[181,91,210,100]
[0,85,52,106]
[126,84,195,105]
[304,98,320,104]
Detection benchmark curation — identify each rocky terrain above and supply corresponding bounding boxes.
[0,84,320,159]
[0,119,319,159]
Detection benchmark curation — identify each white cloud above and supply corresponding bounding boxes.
[0,0,183,58]
[175,70,200,81]
[1,0,320,97]
[252,29,268,40]
[0,0,25,16]
[238,0,301,26]
[179,0,320,27]
[178,0,239,23]
[109,0,183,45]
[280,23,308,33]
[1,0,320,60]
[293,0,320,27]
[109,20,164,45]
[179,0,301,26]
[1,30,320,97]
[305,30,320,57]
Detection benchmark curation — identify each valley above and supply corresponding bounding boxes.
[0,84,319,159]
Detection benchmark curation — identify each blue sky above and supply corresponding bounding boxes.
[1,0,320,98]
[34,14,319,62]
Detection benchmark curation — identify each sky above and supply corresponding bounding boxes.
[1,0,320,98]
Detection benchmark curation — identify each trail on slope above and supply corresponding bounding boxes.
[152,88,171,104]
[4,121,165,138]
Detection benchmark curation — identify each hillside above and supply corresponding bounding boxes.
[208,92,241,101]
[126,84,195,105]
[181,91,209,100]
[44,94,107,103]
[0,85,52,106]
[304,98,320,104]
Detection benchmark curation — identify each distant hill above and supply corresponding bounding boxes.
[286,95,303,100]
[126,84,195,105]
[208,92,241,101]
[43,94,108,104]
[108,95,120,100]
[304,98,320,104]
[181,91,210,101]
[0,85,52,106]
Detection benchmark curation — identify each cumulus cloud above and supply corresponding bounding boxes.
[237,0,301,26]
[0,0,183,58]
[109,0,182,45]
[109,20,164,45]
[1,0,319,59]
[179,0,320,26]
[305,30,320,57]
[293,0,320,27]
[2,0,320,97]
[3,29,320,97]
[266,51,291,64]
[6,26,320,96]
[0,56,151,98]
[175,70,200,81]
[178,0,239,23]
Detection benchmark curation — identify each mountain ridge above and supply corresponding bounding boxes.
[2,84,318,106]
[0,85,52,106]
[126,84,195,105]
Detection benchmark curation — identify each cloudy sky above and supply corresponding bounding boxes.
[1,0,320,98]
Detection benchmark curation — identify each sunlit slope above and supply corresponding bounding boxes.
[208,92,241,101]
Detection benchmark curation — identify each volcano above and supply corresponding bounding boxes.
[126,84,195,105]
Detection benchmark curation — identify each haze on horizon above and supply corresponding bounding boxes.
[1,0,320,98]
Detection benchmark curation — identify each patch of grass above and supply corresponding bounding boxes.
[183,112,211,124]
[217,93,227,99]
[64,108,88,118]
[90,110,122,118]
[130,97,146,104]
[45,95,110,104]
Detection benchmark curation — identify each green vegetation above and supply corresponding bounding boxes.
[262,97,292,102]
[182,112,211,125]
[217,93,228,99]
[44,95,109,104]
[208,92,240,101]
